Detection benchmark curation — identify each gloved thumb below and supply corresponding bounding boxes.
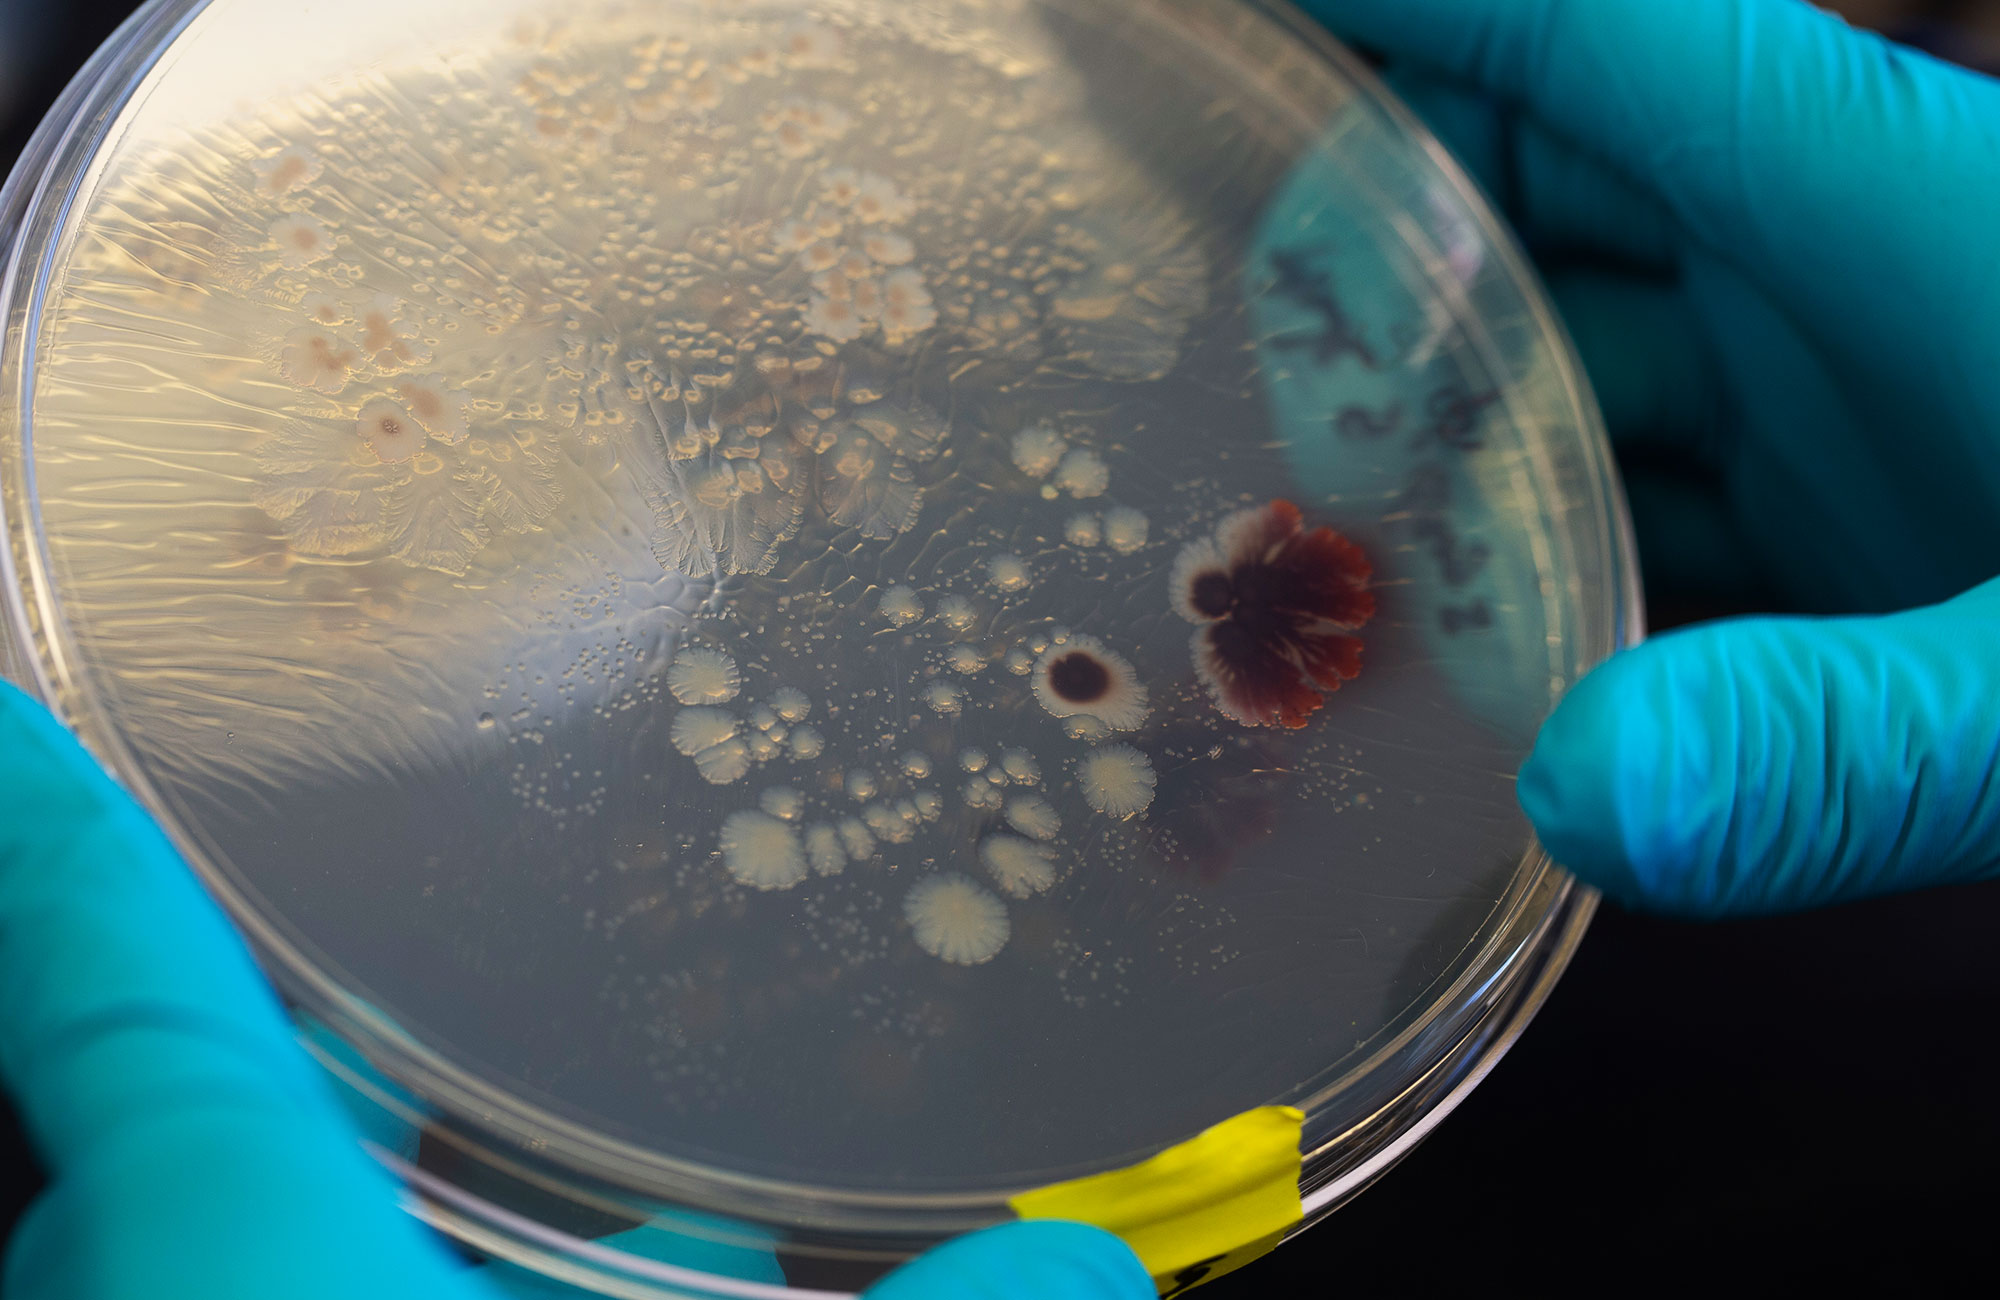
[863,1221,1151,1300]
[0,684,490,1296]
[1520,577,2000,918]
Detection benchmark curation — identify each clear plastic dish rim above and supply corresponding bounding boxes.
[0,0,1643,1283]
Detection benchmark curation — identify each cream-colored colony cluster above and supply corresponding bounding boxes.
[41,0,1212,967]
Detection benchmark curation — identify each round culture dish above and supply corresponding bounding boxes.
[0,0,1640,1293]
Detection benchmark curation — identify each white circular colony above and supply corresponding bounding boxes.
[980,835,1058,898]
[1053,448,1109,498]
[719,810,808,890]
[1102,506,1149,554]
[666,646,742,704]
[1077,743,1157,818]
[904,874,1011,964]
[1030,634,1149,731]
[1010,422,1068,478]
[880,584,925,627]
[1004,794,1061,841]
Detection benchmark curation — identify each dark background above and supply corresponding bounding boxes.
[2,1,1997,1294]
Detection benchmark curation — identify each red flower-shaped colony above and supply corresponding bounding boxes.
[1170,499,1374,729]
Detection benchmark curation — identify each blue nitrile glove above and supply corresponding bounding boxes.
[0,682,498,1299]
[0,679,1146,1296]
[863,1223,1149,1300]
[1302,0,2000,916]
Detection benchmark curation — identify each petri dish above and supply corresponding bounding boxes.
[0,0,1639,1293]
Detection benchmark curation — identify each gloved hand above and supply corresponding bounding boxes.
[0,682,498,1298]
[1302,0,2000,916]
[0,678,1149,1295]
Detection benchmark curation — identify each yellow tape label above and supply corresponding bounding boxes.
[1009,1105,1305,1295]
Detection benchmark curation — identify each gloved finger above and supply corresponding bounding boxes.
[0,683,489,1295]
[0,683,343,1160]
[1671,245,1958,615]
[477,1212,784,1296]
[1541,267,1719,459]
[299,1013,427,1163]
[1384,68,1677,271]
[862,1221,1152,1300]
[1302,0,1989,273]
[7,1099,492,1297]
[1519,576,2000,918]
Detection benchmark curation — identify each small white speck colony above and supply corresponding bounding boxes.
[880,584,924,627]
[904,874,1011,964]
[666,646,742,704]
[980,834,1058,899]
[1078,744,1157,818]
[1004,794,1061,841]
[1011,422,1068,478]
[1064,513,1102,547]
[1102,506,1149,554]
[1053,448,1109,498]
[719,810,808,890]
[986,553,1030,592]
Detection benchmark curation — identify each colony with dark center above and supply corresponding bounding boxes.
[1045,650,1112,703]
[1029,634,1149,731]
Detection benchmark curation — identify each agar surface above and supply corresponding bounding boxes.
[38,0,1521,1118]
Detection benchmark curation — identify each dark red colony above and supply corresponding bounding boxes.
[1170,499,1374,729]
